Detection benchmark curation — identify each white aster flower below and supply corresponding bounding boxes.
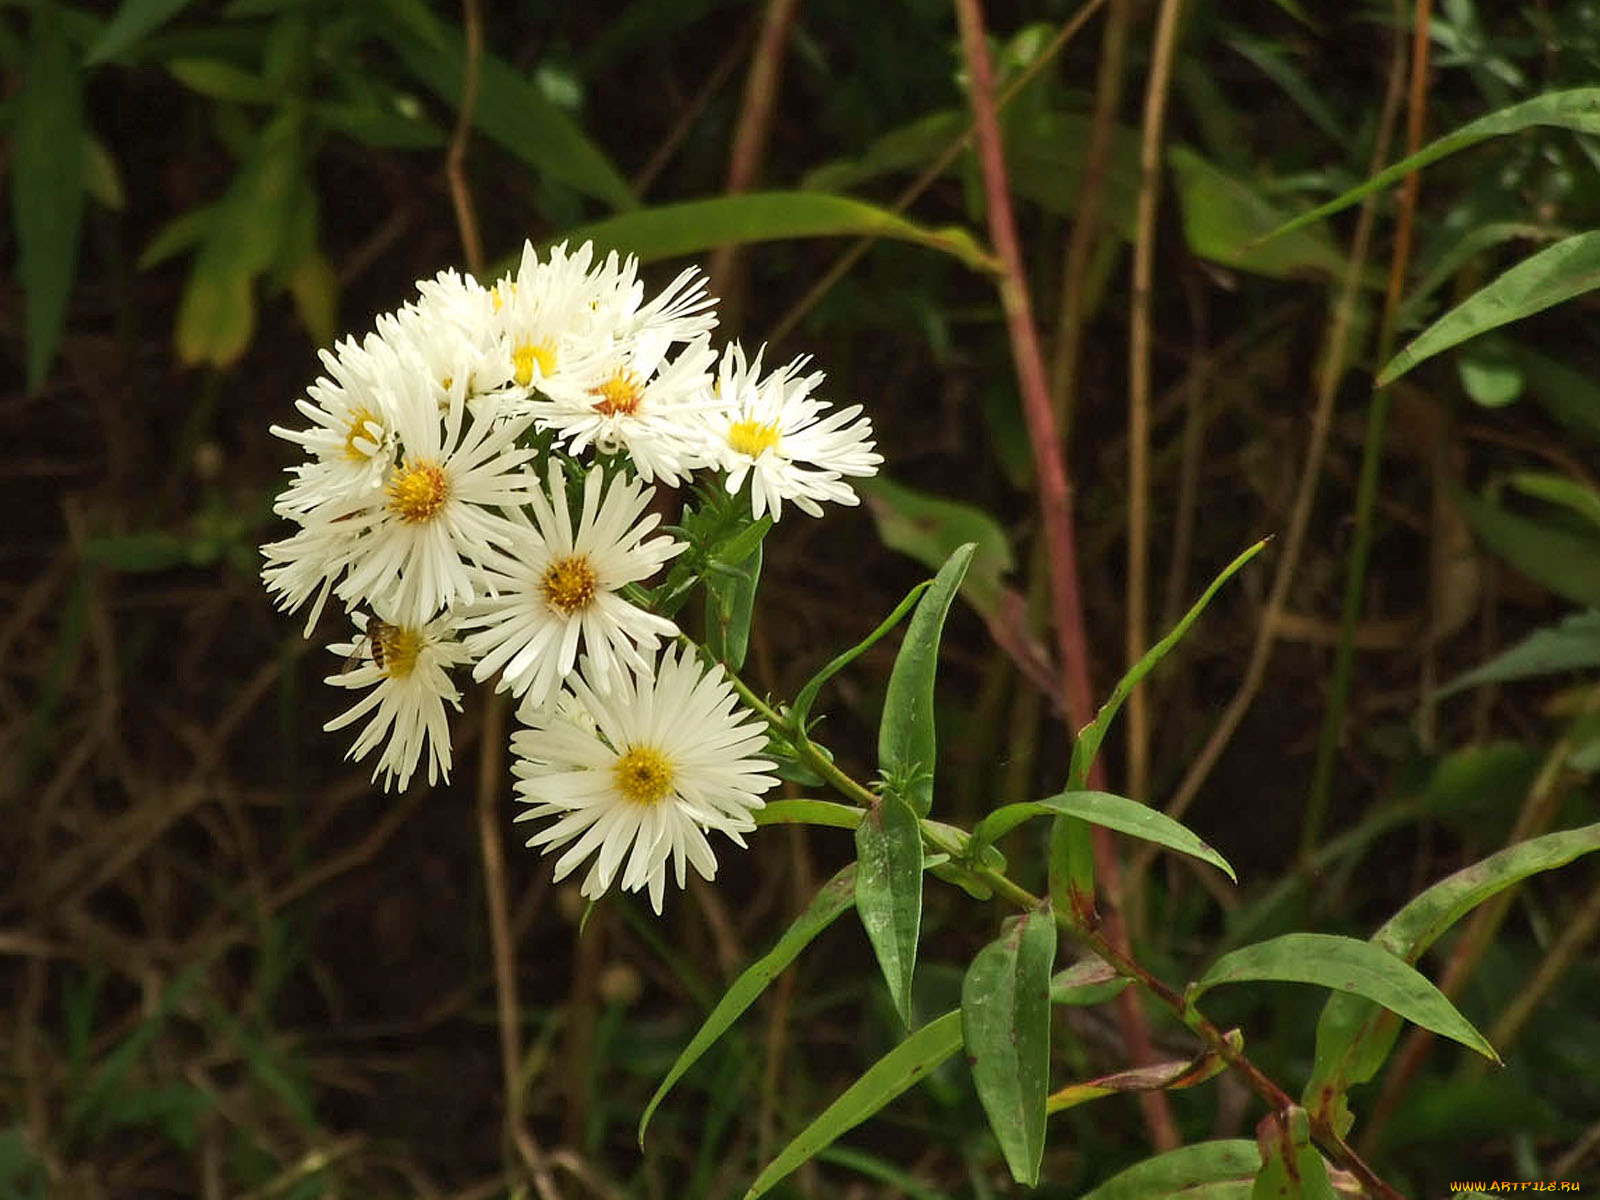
[487,241,615,398]
[459,460,684,712]
[708,342,883,520]
[511,645,778,913]
[326,382,540,626]
[584,249,718,348]
[533,335,719,484]
[325,609,472,791]
[269,331,405,519]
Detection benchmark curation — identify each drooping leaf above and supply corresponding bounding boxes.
[1304,823,1600,1131]
[1251,1107,1336,1200]
[86,0,197,63]
[550,193,1000,274]
[1455,487,1600,607]
[14,12,86,390]
[1398,224,1570,331]
[791,580,931,728]
[1264,89,1600,242]
[380,0,635,211]
[860,477,1013,619]
[1440,610,1600,695]
[640,866,857,1143]
[1078,1140,1261,1200]
[855,795,924,1029]
[1194,933,1497,1063]
[802,111,968,192]
[1048,1031,1237,1114]
[962,906,1056,1186]
[977,791,1237,882]
[1507,472,1600,531]
[878,544,975,818]
[744,1010,964,1200]
[1069,539,1267,789]
[1379,233,1600,386]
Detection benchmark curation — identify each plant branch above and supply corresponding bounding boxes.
[952,0,1177,1149]
[444,0,485,276]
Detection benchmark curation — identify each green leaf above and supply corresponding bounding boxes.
[167,58,276,103]
[67,965,205,1135]
[1264,89,1600,242]
[1304,823,1600,1129]
[705,537,764,672]
[962,905,1056,1187]
[1251,1108,1335,1200]
[640,865,857,1143]
[287,247,338,348]
[1379,232,1600,386]
[1514,343,1600,443]
[1048,1035,1237,1114]
[791,580,931,728]
[1079,1140,1260,1200]
[14,12,85,390]
[87,0,197,63]
[753,799,865,831]
[879,544,974,818]
[744,1010,964,1200]
[1070,539,1267,790]
[1398,223,1569,331]
[550,192,999,274]
[1456,336,1524,408]
[1455,487,1600,607]
[976,791,1237,883]
[859,476,1013,619]
[1194,933,1496,1063]
[1508,471,1600,531]
[802,111,968,192]
[855,794,924,1029]
[380,0,635,211]
[1441,609,1600,694]
[1169,147,1349,280]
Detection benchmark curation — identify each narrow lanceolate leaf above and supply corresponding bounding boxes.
[1050,955,1128,1006]
[1455,487,1600,608]
[791,580,931,728]
[1069,540,1267,789]
[1304,823,1600,1132]
[87,0,198,63]
[640,865,857,1144]
[975,791,1237,883]
[879,544,975,818]
[753,799,865,831]
[962,905,1056,1187]
[1047,1031,1238,1114]
[1263,89,1600,242]
[704,540,763,672]
[855,795,924,1029]
[1194,933,1497,1063]
[1440,609,1600,695]
[1078,1140,1261,1200]
[551,193,1000,275]
[744,1010,964,1200]
[1251,1108,1336,1200]
[14,13,86,390]
[1378,233,1600,386]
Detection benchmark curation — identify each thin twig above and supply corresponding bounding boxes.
[707,0,805,315]
[1303,0,1434,863]
[444,0,485,276]
[1125,0,1186,810]
[952,0,1179,1153]
[631,30,752,199]
[1049,0,1133,430]
[1141,12,1410,856]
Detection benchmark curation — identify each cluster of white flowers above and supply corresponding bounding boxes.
[262,241,881,910]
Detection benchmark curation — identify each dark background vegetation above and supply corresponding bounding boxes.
[3,0,1599,1195]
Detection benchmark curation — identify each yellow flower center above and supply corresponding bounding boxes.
[727,419,781,459]
[541,554,598,615]
[590,369,644,417]
[611,746,676,806]
[513,339,558,387]
[370,619,424,679]
[387,459,450,524]
[342,406,383,462]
